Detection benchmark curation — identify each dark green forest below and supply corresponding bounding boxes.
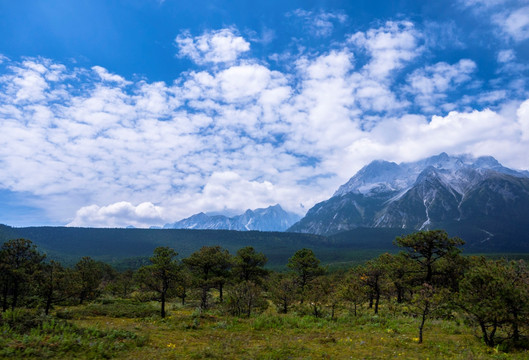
[0,224,414,269]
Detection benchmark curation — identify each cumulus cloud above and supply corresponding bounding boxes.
[1,21,529,227]
[175,28,250,65]
[349,21,422,79]
[92,66,130,85]
[68,202,165,227]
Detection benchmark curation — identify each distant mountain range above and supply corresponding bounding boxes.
[289,153,529,250]
[163,204,300,232]
[2,153,529,258]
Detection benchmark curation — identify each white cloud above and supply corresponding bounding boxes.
[1,20,529,227]
[92,66,130,85]
[289,9,347,37]
[518,99,529,140]
[68,201,165,227]
[175,28,250,65]
[463,1,529,42]
[497,49,516,63]
[406,59,477,112]
[346,105,528,170]
[459,0,511,9]
[493,6,529,41]
[349,21,422,79]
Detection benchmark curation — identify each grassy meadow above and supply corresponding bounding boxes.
[2,297,528,359]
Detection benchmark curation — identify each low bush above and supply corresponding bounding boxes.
[57,299,159,319]
[0,309,148,359]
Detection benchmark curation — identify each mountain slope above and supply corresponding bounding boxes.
[288,153,529,250]
[164,204,300,232]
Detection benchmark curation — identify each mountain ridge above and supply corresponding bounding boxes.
[163,204,300,232]
[288,153,529,250]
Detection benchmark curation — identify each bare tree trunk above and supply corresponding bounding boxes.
[11,281,19,311]
[374,288,380,314]
[201,285,208,309]
[2,282,8,312]
[161,291,166,318]
[418,304,428,344]
[45,290,53,315]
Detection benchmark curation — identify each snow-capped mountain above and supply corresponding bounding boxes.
[333,152,526,197]
[288,153,529,245]
[163,204,300,232]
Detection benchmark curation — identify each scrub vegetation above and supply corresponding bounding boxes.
[1,230,528,359]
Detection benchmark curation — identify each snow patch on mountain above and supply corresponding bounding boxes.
[289,152,529,236]
[163,204,300,232]
[334,152,528,198]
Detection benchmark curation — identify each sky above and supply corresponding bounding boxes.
[0,0,529,228]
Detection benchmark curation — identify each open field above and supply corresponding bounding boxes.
[2,299,528,359]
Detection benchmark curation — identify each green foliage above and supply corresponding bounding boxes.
[183,246,232,309]
[357,255,393,315]
[74,257,106,304]
[395,230,464,284]
[2,226,329,267]
[379,253,418,303]
[0,230,528,358]
[224,281,267,317]
[458,257,529,348]
[58,299,160,319]
[0,309,146,359]
[410,283,451,344]
[306,274,340,318]
[0,238,46,311]
[287,248,325,300]
[136,246,180,318]
[37,260,72,315]
[232,246,268,284]
[267,273,298,314]
[339,267,368,316]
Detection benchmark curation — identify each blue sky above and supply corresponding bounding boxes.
[0,0,528,227]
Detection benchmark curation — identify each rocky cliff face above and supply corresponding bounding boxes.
[288,153,529,239]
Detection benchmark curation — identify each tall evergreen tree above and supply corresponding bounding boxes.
[136,247,180,318]
[183,246,232,309]
[287,248,324,302]
[0,238,45,311]
[232,246,268,284]
[394,230,464,284]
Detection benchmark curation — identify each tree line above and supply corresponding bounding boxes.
[1,230,528,348]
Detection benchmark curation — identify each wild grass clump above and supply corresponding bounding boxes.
[0,308,48,333]
[0,309,147,359]
[56,298,159,319]
[251,313,334,331]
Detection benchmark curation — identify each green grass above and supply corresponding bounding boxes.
[2,299,528,359]
[12,302,523,359]
[55,299,160,319]
[0,308,147,359]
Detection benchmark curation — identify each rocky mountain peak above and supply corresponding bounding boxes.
[164,204,300,232]
[288,153,529,244]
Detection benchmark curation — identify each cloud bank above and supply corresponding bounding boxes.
[0,15,528,227]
